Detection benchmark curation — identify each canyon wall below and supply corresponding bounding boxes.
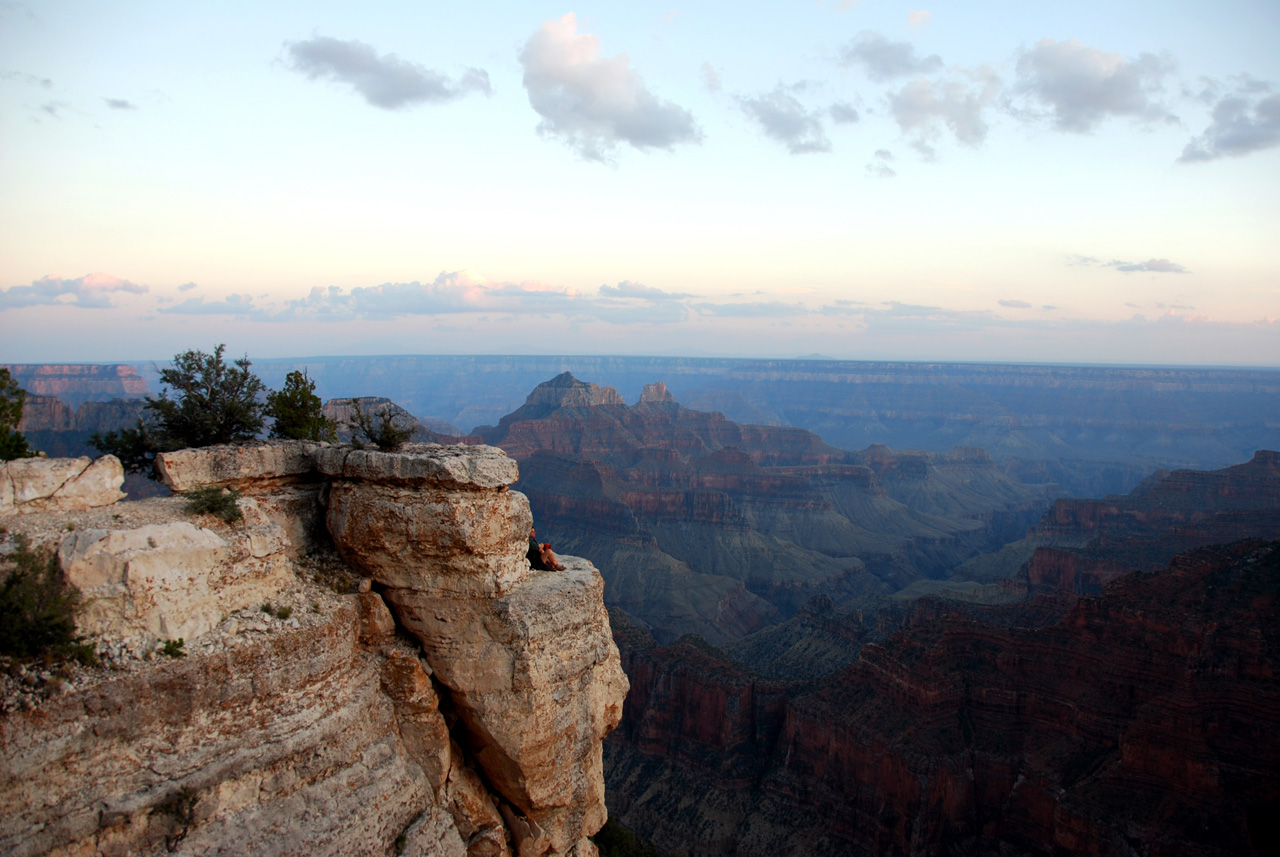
[3,364,147,409]
[479,373,1049,644]
[606,539,1280,857]
[0,442,626,857]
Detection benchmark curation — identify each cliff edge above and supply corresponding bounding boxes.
[0,442,627,857]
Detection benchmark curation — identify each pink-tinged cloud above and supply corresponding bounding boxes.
[1108,258,1189,274]
[0,272,148,309]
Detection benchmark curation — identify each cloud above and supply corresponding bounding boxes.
[829,102,860,124]
[999,299,1033,309]
[839,31,943,82]
[695,301,809,318]
[877,301,998,322]
[599,281,695,300]
[1013,39,1174,132]
[701,63,721,93]
[520,13,700,162]
[161,294,259,315]
[819,300,869,316]
[739,84,831,154]
[1,71,52,88]
[907,11,932,29]
[266,271,698,325]
[889,65,1001,148]
[285,36,491,109]
[103,97,136,110]
[865,148,896,178]
[1106,258,1189,274]
[1180,80,1280,162]
[177,281,197,292]
[0,273,148,309]
[40,100,69,118]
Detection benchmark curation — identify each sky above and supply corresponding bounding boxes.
[1,0,1278,366]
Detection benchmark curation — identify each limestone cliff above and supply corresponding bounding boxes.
[0,442,626,857]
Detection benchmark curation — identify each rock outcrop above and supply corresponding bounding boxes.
[0,442,626,857]
[0,454,126,514]
[316,444,628,855]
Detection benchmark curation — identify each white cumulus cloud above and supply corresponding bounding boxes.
[519,13,701,163]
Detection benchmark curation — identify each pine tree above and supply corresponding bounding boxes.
[0,367,35,461]
[266,370,336,441]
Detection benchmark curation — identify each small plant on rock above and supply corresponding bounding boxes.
[161,638,186,658]
[184,487,243,523]
[347,401,415,452]
[156,786,198,850]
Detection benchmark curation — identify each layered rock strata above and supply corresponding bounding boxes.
[1005,450,1280,594]
[478,373,1050,643]
[317,445,629,856]
[607,539,1280,857]
[1,442,626,857]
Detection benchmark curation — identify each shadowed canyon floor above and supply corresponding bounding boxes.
[600,451,1280,857]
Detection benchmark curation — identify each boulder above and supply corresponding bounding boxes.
[0,455,125,514]
[155,441,321,493]
[313,443,519,490]
[59,519,293,642]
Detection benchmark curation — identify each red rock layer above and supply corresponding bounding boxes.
[607,540,1280,857]
[1019,450,1280,594]
[3,364,148,405]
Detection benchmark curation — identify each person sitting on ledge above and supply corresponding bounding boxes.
[528,527,566,571]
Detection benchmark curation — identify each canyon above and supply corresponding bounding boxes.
[606,537,1280,857]
[1,442,626,857]
[601,451,1280,856]
[477,373,1049,644]
[5,360,1280,856]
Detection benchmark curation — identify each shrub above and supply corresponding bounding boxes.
[90,344,267,476]
[184,487,243,523]
[591,818,660,857]
[267,370,336,442]
[0,367,36,461]
[150,344,267,447]
[347,401,415,452]
[161,638,186,658]
[0,536,96,664]
[89,420,162,475]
